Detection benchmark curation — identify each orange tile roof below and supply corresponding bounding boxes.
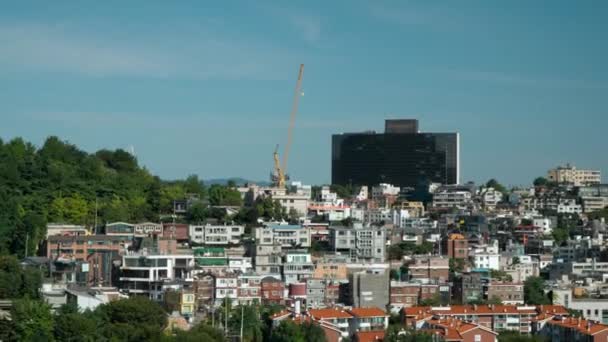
[309,308,353,319]
[426,318,498,341]
[546,316,608,336]
[348,307,388,318]
[404,304,564,319]
[355,330,386,342]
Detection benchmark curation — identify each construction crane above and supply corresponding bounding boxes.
[272,64,304,188]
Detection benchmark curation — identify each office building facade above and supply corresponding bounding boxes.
[332,119,459,188]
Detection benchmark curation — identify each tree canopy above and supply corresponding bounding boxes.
[524,276,551,305]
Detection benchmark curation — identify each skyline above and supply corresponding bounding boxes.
[1,1,607,186]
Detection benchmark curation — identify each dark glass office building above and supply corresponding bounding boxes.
[332,119,459,187]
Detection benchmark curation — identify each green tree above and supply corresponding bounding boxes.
[186,202,208,223]
[269,320,305,342]
[533,177,549,187]
[228,305,264,342]
[169,323,224,342]
[301,321,326,342]
[486,179,508,195]
[498,331,548,341]
[97,296,167,341]
[552,227,569,246]
[11,298,55,341]
[419,294,441,306]
[449,258,465,273]
[208,184,243,206]
[388,245,404,260]
[183,175,206,198]
[524,276,551,305]
[54,303,99,342]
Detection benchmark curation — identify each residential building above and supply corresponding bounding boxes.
[47,235,128,261]
[538,316,608,342]
[330,223,386,262]
[348,307,389,334]
[273,194,310,216]
[420,317,499,342]
[306,278,326,308]
[189,224,244,245]
[162,223,190,243]
[261,277,285,305]
[553,288,608,324]
[46,224,87,238]
[446,233,468,259]
[105,222,135,237]
[254,244,282,276]
[120,253,194,300]
[454,272,484,304]
[134,222,163,237]
[485,282,524,305]
[332,119,459,188]
[255,224,311,248]
[309,308,353,338]
[408,256,450,283]
[283,251,314,285]
[179,291,196,317]
[345,269,390,309]
[432,190,472,210]
[404,305,569,334]
[389,281,421,312]
[214,275,238,306]
[237,273,262,305]
[547,164,601,186]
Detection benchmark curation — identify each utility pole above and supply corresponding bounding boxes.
[240,305,244,341]
[94,197,98,233]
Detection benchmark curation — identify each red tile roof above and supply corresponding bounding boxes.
[309,308,353,319]
[355,330,385,342]
[546,316,608,336]
[348,307,388,318]
[425,318,498,341]
[404,304,565,320]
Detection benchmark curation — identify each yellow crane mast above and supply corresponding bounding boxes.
[272,64,304,188]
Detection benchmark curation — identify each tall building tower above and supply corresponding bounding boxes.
[331,119,459,188]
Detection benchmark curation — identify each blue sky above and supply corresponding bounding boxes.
[1,1,607,186]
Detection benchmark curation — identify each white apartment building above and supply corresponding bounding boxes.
[480,187,503,208]
[120,253,195,301]
[134,222,163,236]
[547,164,601,186]
[283,252,314,285]
[472,253,500,270]
[255,224,311,248]
[532,217,553,235]
[365,209,393,224]
[356,186,369,201]
[330,224,386,262]
[372,183,400,199]
[557,199,582,214]
[432,191,472,209]
[46,224,87,238]
[189,224,244,245]
[215,275,238,306]
[273,194,310,216]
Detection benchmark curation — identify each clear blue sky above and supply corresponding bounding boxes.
[1,1,607,186]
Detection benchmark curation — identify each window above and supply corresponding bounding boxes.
[474,335,481,342]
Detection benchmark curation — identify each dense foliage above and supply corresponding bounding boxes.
[523,276,551,305]
[0,296,226,342]
[0,136,249,257]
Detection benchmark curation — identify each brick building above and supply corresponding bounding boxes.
[446,233,468,259]
[261,276,285,305]
[485,282,524,305]
[408,256,449,282]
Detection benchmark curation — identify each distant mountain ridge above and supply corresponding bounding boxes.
[204,177,271,186]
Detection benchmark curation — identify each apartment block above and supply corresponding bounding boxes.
[330,224,385,262]
[547,164,601,186]
[189,224,244,245]
[485,282,524,305]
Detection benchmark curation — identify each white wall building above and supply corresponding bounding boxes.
[255,224,311,248]
[547,164,601,186]
[189,224,244,245]
[432,191,472,209]
[372,183,400,199]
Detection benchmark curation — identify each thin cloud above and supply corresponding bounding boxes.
[0,23,293,80]
[437,69,608,90]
